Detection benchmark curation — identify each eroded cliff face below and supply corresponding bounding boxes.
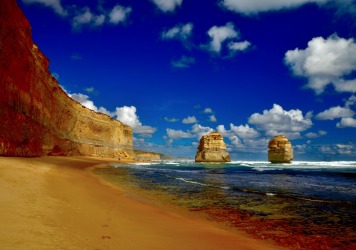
[268,135,293,163]
[195,132,231,162]
[134,150,161,161]
[0,0,133,157]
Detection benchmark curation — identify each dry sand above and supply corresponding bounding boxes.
[0,156,283,250]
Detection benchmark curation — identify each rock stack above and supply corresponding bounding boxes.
[268,135,293,163]
[195,132,231,162]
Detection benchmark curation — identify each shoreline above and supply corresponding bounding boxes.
[0,156,282,250]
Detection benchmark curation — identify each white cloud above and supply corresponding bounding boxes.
[108,5,132,24]
[206,22,239,53]
[337,117,356,128]
[84,87,94,93]
[203,108,213,113]
[151,0,183,12]
[190,124,214,139]
[209,115,217,122]
[161,23,193,44]
[23,0,67,16]
[228,40,251,52]
[319,143,356,156]
[345,95,356,108]
[69,93,113,116]
[248,104,313,139]
[305,130,327,138]
[115,106,156,135]
[220,0,327,15]
[285,34,356,94]
[164,117,180,122]
[166,128,194,139]
[72,7,108,29]
[230,124,259,139]
[182,116,198,124]
[171,56,195,68]
[316,106,354,120]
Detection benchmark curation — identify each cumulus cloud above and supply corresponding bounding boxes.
[171,56,195,68]
[164,117,180,122]
[161,23,193,48]
[151,0,183,12]
[84,87,94,93]
[203,108,213,113]
[228,40,251,52]
[285,34,356,94]
[190,124,214,139]
[182,116,198,124]
[248,104,313,139]
[345,95,356,108]
[216,124,263,151]
[204,22,251,57]
[209,115,217,122]
[164,124,209,144]
[166,128,194,139]
[23,0,67,16]
[316,95,356,128]
[220,0,327,15]
[316,106,355,120]
[319,143,356,156]
[206,22,239,53]
[69,93,113,116]
[25,1,132,30]
[337,118,356,128]
[108,5,132,25]
[305,130,327,138]
[115,106,156,135]
[230,124,259,139]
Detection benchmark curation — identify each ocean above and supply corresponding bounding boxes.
[94,161,356,249]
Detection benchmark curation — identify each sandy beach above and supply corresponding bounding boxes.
[0,156,284,250]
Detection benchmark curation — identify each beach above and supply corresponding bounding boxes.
[0,156,281,250]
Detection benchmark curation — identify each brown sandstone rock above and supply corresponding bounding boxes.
[195,132,231,162]
[0,0,133,158]
[268,135,293,163]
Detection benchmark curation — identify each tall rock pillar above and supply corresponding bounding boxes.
[268,135,293,163]
[195,132,231,162]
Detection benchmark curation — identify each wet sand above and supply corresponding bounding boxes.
[0,156,282,250]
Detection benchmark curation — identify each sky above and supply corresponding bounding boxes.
[18,0,356,160]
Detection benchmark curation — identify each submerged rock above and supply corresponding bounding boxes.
[195,132,231,162]
[268,135,293,163]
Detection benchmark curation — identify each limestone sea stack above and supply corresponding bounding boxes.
[195,132,231,162]
[268,135,293,163]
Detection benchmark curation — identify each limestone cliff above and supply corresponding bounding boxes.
[134,150,161,161]
[195,132,231,162]
[268,135,293,163]
[0,0,133,157]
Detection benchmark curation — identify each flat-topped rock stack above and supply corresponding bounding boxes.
[195,132,231,162]
[268,135,293,163]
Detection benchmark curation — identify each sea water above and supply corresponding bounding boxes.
[94,161,356,249]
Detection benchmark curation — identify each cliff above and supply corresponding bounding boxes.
[268,135,293,163]
[134,150,161,161]
[195,132,231,162]
[0,0,133,158]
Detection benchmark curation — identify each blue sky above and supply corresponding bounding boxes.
[19,0,356,160]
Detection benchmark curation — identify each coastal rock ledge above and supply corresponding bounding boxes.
[195,132,231,163]
[268,135,293,163]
